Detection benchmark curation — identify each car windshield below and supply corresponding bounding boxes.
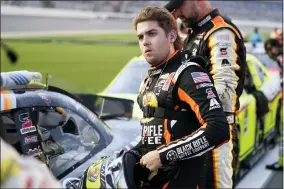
[106,59,149,94]
[36,107,102,178]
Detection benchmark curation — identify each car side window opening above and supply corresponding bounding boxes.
[35,107,101,177]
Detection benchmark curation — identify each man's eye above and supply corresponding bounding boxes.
[149,33,156,36]
[138,36,143,40]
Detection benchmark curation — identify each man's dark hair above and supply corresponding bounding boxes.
[264,38,281,52]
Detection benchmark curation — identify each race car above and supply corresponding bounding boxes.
[99,53,282,183]
[235,53,282,179]
[0,70,141,187]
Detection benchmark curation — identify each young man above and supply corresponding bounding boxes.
[127,7,230,188]
[164,0,247,187]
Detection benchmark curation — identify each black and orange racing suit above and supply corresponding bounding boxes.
[129,50,230,188]
[183,9,247,188]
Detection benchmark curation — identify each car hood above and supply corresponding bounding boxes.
[59,118,141,183]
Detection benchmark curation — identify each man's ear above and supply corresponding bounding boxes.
[169,31,177,42]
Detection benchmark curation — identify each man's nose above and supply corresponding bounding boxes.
[143,36,150,46]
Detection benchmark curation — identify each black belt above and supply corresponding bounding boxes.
[143,107,188,120]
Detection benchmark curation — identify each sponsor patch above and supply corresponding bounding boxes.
[160,73,169,80]
[216,34,230,41]
[196,83,213,89]
[166,150,178,161]
[162,72,175,91]
[206,88,216,99]
[20,119,36,134]
[198,15,211,27]
[39,94,51,105]
[87,167,99,182]
[142,92,158,107]
[149,69,162,76]
[191,72,211,83]
[226,115,235,124]
[221,59,231,67]
[220,47,228,56]
[24,135,38,145]
[209,98,221,110]
[216,42,232,47]
[176,136,210,159]
[142,125,163,145]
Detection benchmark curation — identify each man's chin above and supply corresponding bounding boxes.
[145,57,158,66]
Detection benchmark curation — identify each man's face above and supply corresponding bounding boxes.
[172,1,199,28]
[136,21,172,66]
[271,46,280,57]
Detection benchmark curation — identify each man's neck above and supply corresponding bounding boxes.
[153,48,177,67]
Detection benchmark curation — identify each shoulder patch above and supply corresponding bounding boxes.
[204,16,241,40]
[173,61,199,84]
[191,72,211,83]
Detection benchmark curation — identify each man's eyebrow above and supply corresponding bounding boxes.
[146,29,158,33]
[137,29,158,37]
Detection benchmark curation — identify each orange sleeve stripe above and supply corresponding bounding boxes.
[204,16,241,40]
[178,88,206,126]
[164,119,171,144]
[2,90,10,110]
[212,150,219,189]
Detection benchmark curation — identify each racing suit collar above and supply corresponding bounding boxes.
[191,9,219,32]
[148,50,179,77]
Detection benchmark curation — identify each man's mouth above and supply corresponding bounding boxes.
[145,49,152,53]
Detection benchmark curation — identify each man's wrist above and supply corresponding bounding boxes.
[158,150,171,165]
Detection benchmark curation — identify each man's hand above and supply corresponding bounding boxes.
[140,150,162,172]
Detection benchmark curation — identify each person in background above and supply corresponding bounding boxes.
[177,18,188,41]
[270,27,282,40]
[264,38,283,172]
[164,0,247,188]
[1,139,61,188]
[250,27,262,47]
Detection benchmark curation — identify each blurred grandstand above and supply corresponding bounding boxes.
[1,0,282,22]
